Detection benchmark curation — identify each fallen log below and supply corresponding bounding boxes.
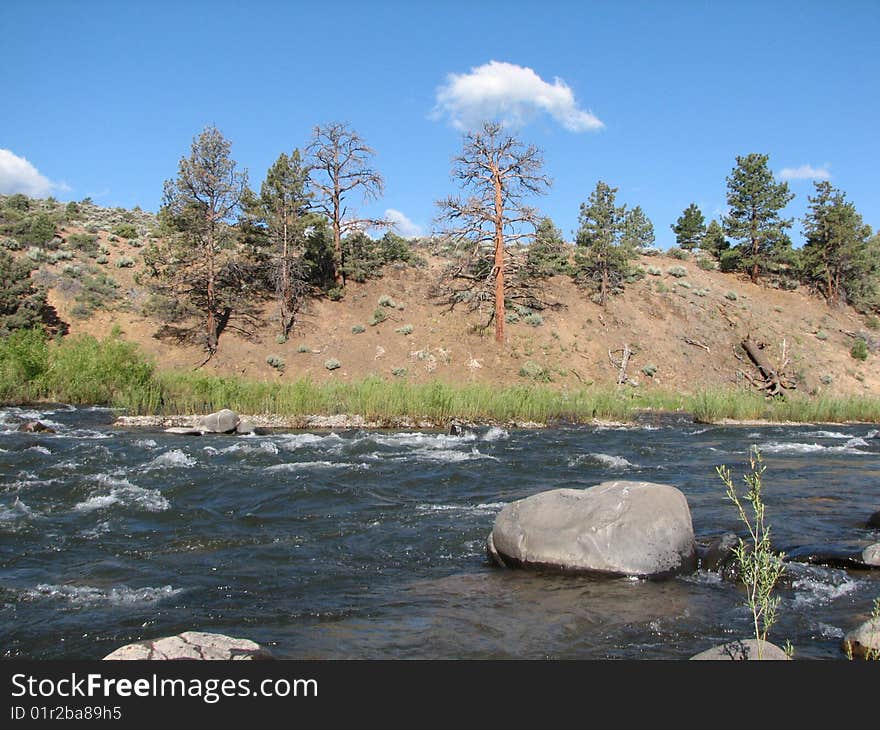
[741,338,796,397]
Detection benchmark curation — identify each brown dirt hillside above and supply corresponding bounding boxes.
[28,221,880,397]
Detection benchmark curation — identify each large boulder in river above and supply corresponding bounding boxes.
[103,631,274,660]
[487,481,697,578]
[863,543,880,567]
[842,618,880,659]
[690,639,790,660]
[198,409,240,434]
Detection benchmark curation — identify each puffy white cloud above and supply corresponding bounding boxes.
[779,164,831,181]
[434,60,603,133]
[0,149,61,197]
[385,208,423,238]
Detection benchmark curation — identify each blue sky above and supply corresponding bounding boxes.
[3,0,878,247]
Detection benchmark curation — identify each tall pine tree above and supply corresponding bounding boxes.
[801,181,875,307]
[573,181,634,306]
[723,153,794,284]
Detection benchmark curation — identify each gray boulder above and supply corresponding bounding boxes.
[198,409,240,434]
[235,419,256,435]
[488,481,697,578]
[863,543,880,567]
[842,618,880,659]
[690,639,790,660]
[103,631,273,660]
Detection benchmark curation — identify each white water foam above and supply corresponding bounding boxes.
[25,445,52,455]
[483,427,509,442]
[0,498,38,524]
[759,440,870,456]
[278,433,345,451]
[790,567,860,608]
[216,441,280,456]
[264,461,370,473]
[75,475,170,513]
[23,584,183,606]
[415,501,506,515]
[134,439,158,449]
[804,431,852,439]
[568,453,638,469]
[144,449,196,470]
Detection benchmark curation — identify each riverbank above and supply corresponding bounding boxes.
[3,330,880,426]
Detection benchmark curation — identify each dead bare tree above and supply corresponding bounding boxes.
[435,121,551,345]
[306,122,385,287]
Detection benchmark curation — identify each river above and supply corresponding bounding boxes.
[1,405,878,659]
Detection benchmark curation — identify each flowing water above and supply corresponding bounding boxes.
[1,405,878,659]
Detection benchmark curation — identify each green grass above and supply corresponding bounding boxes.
[2,329,880,425]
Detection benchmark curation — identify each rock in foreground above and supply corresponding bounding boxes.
[488,481,697,578]
[690,639,790,660]
[103,631,274,660]
[842,618,880,659]
[17,421,56,434]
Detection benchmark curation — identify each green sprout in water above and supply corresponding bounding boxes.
[716,446,786,660]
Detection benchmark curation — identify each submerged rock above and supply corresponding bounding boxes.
[842,618,880,658]
[690,639,790,661]
[198,409,240,434]
[785,544,880,571]
[488,481,697,578]
[867,511,880,529]
[17,421,56,434]
[103,631,274,660]
[698,532,740,578]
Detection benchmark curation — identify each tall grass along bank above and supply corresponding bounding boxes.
[2,329,879,425]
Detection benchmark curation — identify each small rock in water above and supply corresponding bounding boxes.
[235,420,256,435]
[17,421,56,434]
[198,409,240,434]
[103,631,274,660]
[862,543,880,567]
[842,618,880,659]
[699,532,740,578]
[164,427,204,435]
[488,481,697,578]
[690,639,790,661]
[785,544,880,571]
[867,511,880,529]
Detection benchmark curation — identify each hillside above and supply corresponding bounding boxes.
[4,197,879,399]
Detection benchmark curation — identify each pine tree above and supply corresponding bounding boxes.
[702,219,729,260]
[573,181,634,306]
[253,150,315,338]
[723,154,794,283]
[671,203,706,250]
[801,181,875,307]
[524,217,570,278]
[436,121,550,344]
[151,126,250,353]
[621,205,655,252]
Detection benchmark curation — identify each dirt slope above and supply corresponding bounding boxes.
[34,221,880,397]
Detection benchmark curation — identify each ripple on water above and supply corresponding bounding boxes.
[74,475,170,513]
[20,584,183,606]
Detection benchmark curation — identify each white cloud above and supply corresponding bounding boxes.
[385,208,423,238]
[779,164,831,181]
[0,149,65,197]
[434,60,604,133]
